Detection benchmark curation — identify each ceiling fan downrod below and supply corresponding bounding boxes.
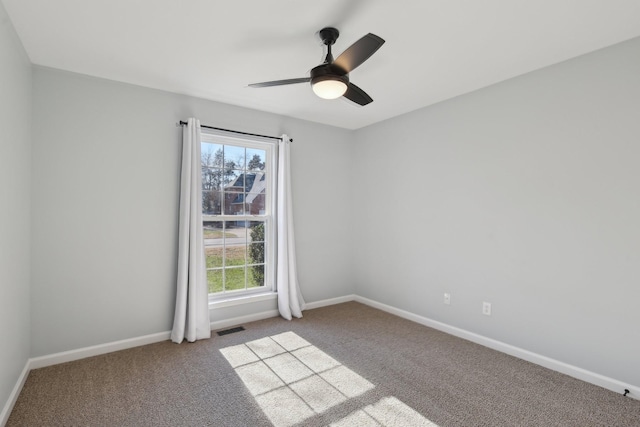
[319,27,340,63]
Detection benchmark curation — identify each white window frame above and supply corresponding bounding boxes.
[200,131,277,302]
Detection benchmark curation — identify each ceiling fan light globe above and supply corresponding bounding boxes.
[312,79,347,99]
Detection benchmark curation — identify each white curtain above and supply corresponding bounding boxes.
[171,118,211,343]
[276,135,306,320]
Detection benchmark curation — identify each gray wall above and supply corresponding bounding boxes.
[353,37,640,386]
[31,67,354,356]
[0,1,32,413]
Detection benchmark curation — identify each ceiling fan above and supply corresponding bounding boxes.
[249,27,385,106]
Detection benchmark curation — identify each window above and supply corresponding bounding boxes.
[201,132,275,299]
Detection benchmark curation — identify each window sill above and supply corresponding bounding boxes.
[209,292,277,309]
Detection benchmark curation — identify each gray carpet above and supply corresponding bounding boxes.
[8,302,640,426]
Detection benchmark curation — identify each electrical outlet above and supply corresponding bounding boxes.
[482,302,491,316]
[444,293,451,305]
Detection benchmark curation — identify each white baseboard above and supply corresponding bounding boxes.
[304,294,356,310]
[0,361,30,427]
[27,309,283,371]
[208,293,359,330]
[354,295,639,400]
[210,309,279,331]
[209,294,359,331]
[29,331,172,370]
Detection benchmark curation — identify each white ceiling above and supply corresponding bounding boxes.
[4,0,640,130]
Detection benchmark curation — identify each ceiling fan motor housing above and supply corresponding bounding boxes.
[310,63,349,86]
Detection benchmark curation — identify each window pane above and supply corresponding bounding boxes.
[248,265,265,288]
[246,198,263,216]
[245,172,265,214]
[203,190,222,215]
[216,168,236,189]
[203,222,225,243]
[201,143,223,168]
[248,224,265,288]
[249,222,265,243]
[207,269,223,294]
[224,170,244,215]
[227,170,244,188]
[202,167,223,191]
[205,246,223,269]
[224,192,245,215]
[249,242,264,265]
[226,225,248,242]
[225,244,246,266]
[246,148,266,171]
[201,167,213,190]
[225,267,246,291]
[204,221,224,269]
[224,145,246,170]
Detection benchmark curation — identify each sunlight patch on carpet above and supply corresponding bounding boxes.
[220,331,438,427]
[330,397,440,427]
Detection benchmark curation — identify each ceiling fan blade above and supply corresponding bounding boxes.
[333,33,385,73]
[248,77,310,88]
[343,82,373,106]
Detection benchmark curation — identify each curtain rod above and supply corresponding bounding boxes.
[178,121,292,142]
